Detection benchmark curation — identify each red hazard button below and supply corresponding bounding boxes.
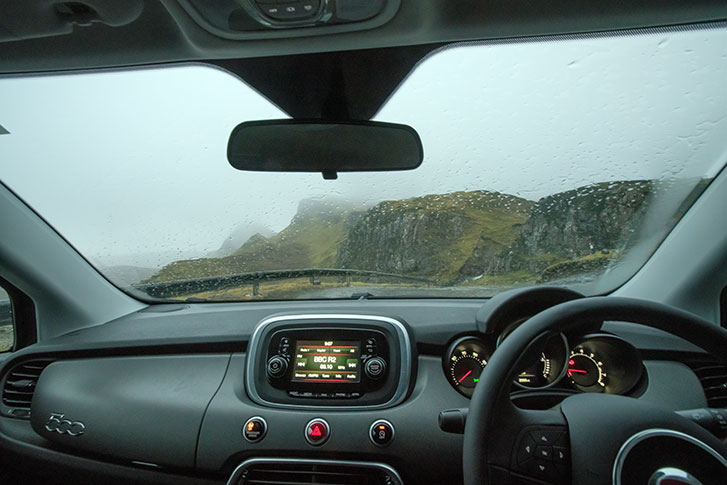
[305,418,330,446]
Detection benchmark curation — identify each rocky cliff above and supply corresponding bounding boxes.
[336,191,533,279]
[458,180,654,279]
[146,180,661,286]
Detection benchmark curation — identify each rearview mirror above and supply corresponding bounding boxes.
[227,120,423,179]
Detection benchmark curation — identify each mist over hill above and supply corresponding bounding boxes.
[148,197,367,283]
[207,223,274,258]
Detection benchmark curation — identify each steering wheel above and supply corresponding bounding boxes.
[463,296,727,485]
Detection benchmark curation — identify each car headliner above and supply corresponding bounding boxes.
[1,0,727,120]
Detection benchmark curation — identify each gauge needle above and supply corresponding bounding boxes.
[568,369,587,376]
[457,370,472,383]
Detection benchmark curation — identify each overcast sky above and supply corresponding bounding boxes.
[1,26,726,269]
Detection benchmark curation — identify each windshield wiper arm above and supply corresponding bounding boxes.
[133,268,437,299]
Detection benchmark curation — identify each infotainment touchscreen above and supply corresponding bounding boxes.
[292,340,361,383]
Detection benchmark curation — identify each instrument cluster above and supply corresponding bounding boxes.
[444,331,644,398]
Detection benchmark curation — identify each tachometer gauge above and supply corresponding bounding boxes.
[567,348,606,391]
[444,337,492,398]
[450,351,487,391]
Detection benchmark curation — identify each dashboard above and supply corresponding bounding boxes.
[0,288,719,485]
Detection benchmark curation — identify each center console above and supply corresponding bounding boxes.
[245,314,414,409]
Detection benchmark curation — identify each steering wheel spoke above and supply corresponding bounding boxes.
[492,406,571,484]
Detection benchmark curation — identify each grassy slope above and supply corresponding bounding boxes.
[147,213,349,283]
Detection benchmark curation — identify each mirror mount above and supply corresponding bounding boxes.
[321,169,338,180]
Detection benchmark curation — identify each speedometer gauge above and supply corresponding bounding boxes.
[450,351,487,390]
[444,337,492,398]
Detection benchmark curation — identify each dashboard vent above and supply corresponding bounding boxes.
[230,459,402,485]
[1,359,53,419]
[690,361,727,407]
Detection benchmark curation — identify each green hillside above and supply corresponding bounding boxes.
[147,199,355,283]
[145,180,666,292]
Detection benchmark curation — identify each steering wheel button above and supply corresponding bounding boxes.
[530,428,564,445]
[535,445,552,460]
[553,446,568,463]
[516,435,536,463]
[524,459,559,482]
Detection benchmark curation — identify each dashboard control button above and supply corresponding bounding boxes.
[370,419,394,446]
[365,357,386,379]
[242,416,267,443]
[305,418,330,446]
[517,435,536,464]
[267,355,288,378]
[366,337,377,354]
[278,337,290,354]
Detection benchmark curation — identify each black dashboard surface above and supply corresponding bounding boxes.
[0,298,715,484]
[8,299,705,354]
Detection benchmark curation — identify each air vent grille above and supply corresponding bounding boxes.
[231,459,402,485]
[2,359,53,418]
[690,361,727,408]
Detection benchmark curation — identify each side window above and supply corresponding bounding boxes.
[0,285,14,352]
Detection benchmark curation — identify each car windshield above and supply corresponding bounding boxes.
[1,25,725,302]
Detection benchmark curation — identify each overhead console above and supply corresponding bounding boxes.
[177,0,400,39]
[246,314,414,409]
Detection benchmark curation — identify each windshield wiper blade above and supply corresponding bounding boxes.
[133,268,437,299]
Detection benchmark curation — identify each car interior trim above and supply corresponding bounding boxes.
[225,457,404,485]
